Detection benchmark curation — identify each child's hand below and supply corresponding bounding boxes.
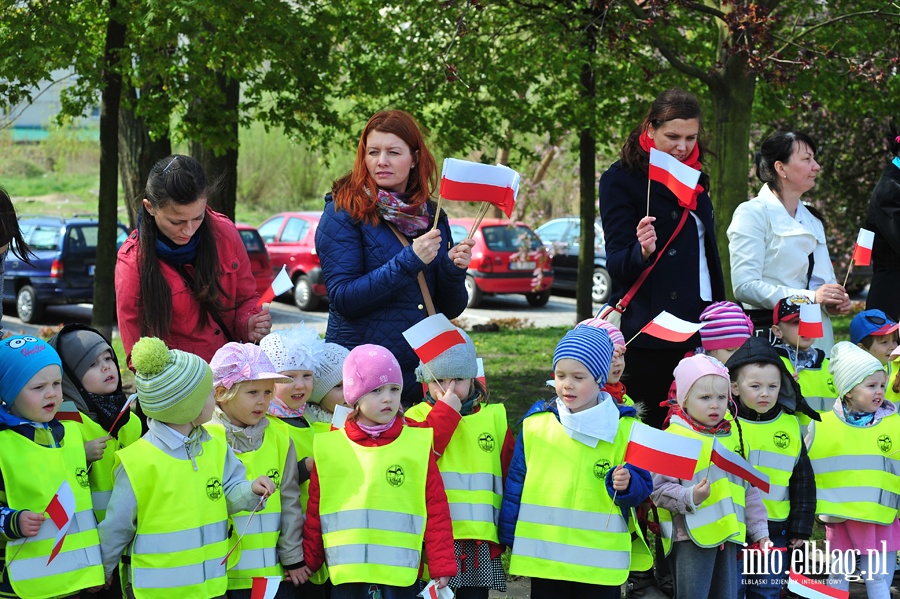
[435,388,462,413]
[252,476,276,497]
[286,565,312,585]
[84,435,111,463]
[18,510,45,537]
[789,537,805,549]
[612,465,630,492]
[304,456,315,473]
[692,478,711,505]
[757,537,772,551]
[435,576,451,589]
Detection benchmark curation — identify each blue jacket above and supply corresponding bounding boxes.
[498,396,653,547]
[315,195,468,405]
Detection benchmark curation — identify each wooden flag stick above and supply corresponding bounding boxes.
[468,203,490,239]
[432,196,444,230]
[646,178,652,216]
[422,362,446,396]
[625,330,643,346]
[842,261,853,288]
[605,462,625,528]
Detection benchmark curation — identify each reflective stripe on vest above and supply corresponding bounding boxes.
[131,557,226,589]
[509,410,634,586]
[739,412,802,522]
[132,521,228,554]
[316,426,432,586]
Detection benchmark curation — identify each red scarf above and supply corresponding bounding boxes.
[639,131,703,210]
[603,381,627,404]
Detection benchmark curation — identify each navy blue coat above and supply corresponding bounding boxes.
[598,160,725,350]
[315,195,468,406]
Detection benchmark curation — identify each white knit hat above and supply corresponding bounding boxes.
[259,324,325,373]
[310,343,350,404]
[829,341,885,399]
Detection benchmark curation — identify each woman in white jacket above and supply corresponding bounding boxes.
[727,131,851,350]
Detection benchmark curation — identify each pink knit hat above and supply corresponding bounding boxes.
[210,342,291,390]
[577,317,626,347]
[699,301,753,351]
[342,344,403,406]
[673,353,730,408]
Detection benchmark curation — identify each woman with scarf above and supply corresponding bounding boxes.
[865,122,900,320]
[116,154,270,365]
[315,110,473,407]
[599,88,726,430]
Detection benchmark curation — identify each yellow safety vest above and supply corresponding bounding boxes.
[118,433,230,599]
[406,402,506,542]
[780,356,836,419]
[0,422,104,599]
[738,412,802,522]
[884,360,900,406]
[315,426,432,586]
[657,420,748,554]
[509,411,636,586]
[807,410,900,525]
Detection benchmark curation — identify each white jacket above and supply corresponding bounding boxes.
[727,184,837,349]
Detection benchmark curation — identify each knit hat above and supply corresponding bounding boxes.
[259,324,325,373]
[51,326,112,383]
[673,353,730,408]
[577,318,626,347]
[699,301,754,350]
[849,309,899,345]
[310,343,351,404]
[552,326,614,386]
[210,342,291,390]
[773,294,813,325]
[829,341,885,398]
[131,337,213,425]
[0,336,62,406]
[414,328,477,383]
[343,344,403,406]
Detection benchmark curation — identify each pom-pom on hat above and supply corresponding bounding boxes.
[259,324,325,373]
[310,343,351,404]
[342,344,403,406]
[415,328,477,383]
[673,353,730,408]
[577,318,626,347]
[849,309,899,345]
[553,326,614,386]
[0,336,62,406]
[132,337,213,425]
[210,342,291,390]
[829,341,885,399]
[699,301,754,350]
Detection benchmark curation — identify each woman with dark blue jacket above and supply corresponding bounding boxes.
[315,110,473,407]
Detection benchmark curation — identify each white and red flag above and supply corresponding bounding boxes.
[417,579,454,599]
[710,438,770,493]
[638,311,705,343]
[250,576,282,599]
[257,266,293,307]
[439,158,521,217]
[107,393,137,434]
[787,570,848,598]
[403,314,467,364]
[798,304,824,339]
[852,228,875,266]
[648,148,702,209]
[475,357,486,390]
[624,423,702,480]
[331,404,352,430]
[45,480,76,564]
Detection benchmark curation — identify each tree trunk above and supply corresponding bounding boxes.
[576,12,598,324]
[189,75,239,220]
[92,0,125,340]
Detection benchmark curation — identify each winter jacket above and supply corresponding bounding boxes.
[599,160,725,351]
[301,417,457,579]
[864,160,900,318]
[315,195,468,405]
[115,208,261,364]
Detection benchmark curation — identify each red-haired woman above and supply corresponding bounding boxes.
[315,110,473,407]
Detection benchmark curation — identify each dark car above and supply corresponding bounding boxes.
[535,216,612,304]
[235,223,274,298]
[2,215,129,323]
[257,211,327,311]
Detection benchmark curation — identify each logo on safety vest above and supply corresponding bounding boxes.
[878,435,893,453]
[206,477,224,500]
[266,468,281,489]
[75,467,90,488]
[478,432,495,452]
[773,431,791,450]
[386,464,405,487]
[593,459,611,480]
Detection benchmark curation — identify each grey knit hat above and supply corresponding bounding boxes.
[52,327,111,383]
[414,328,477,383]
[829,341,885,399]
[310,343,350,404]
[131,337,213,425]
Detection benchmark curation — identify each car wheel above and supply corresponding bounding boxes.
[592,267,612,304]
[16,285,44,323]
[525,289,552,307]
[293,275,320,312]
[465,275,483,309]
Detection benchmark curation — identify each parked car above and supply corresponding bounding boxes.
[257,211,327,311]
[535,216,612,304]
[2,215,129,323]
[449,218,553,308]
[235,223,274,298]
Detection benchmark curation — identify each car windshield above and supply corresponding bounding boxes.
[481,225,543,252]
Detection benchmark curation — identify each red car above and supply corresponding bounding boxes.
[449,218,554,308]
[235,223,274,298]
[257,211,327,311]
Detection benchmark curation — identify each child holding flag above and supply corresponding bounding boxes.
[499,326,652,599]
[0,335,105,598]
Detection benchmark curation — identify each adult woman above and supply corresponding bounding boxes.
[315,110,473,407]
[116,155,271,364]
[728,131,850,351]
[865,122,900,320]
[599,88,725,430]
[0,187,33,333]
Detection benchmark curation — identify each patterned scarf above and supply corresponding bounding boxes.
[303,402,333,424]
[83,390,131,436]
[374,189,429,237]
[779,345,818,372]
[267,397,305,419]
[423,387,484,416]
[662,399,733,435]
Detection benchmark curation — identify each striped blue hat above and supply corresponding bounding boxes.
[553,326,614,386]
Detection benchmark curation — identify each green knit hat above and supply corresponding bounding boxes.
[132,337,213,425]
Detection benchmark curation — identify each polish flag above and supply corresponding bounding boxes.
[624,422,702,480]
[257,266,293,307]
[250,576,282,599]
[710,438,770,493]
[331,404,352,430]
[55,401,83,423]
[403,314,467,364]
[476,357,487,390]
[798,304,824,339]
[648,148,702,208]
[417,579,454,599]
[107,394,137,434]
[852,228,875,266]
[439,158,521,217]
[45,480,76,564]
[787,570,848,598]
[638,311,705,343]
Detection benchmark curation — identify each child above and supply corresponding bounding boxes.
[406,329,515,599]
[806,341,900,597]
[771,295,836,413]
[651,354,769,599]
[0,188,34,334]
[0,335,105,598]
[578,318,634,407]
[306,342,351,425]
[850,309,900,404]
[726,336,819,599]
[499,326,653,599]
[209,342,309,598]
[302,344,457,599]
[98,337,275,599]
